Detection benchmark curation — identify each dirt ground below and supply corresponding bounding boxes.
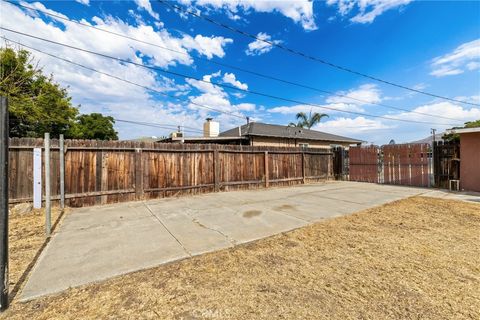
[3,197,480,319]
[8,207,63,300]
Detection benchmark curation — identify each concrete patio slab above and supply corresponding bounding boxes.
[20,181,480,301]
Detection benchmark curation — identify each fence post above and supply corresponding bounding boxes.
[59,134,65,210]
[0,97,9,311]
[135,148,144,200]
[264,151,269,188]
[213,150,220,192]
[302,152,306,184]
[44,132,51,237]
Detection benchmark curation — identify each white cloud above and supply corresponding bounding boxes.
[222,72,248,90]
[236,103,256,111]
[245,32,281,56]
[315,117,391,134]
[180,0,317,30]
[185,71,257,124]
[0,1,238,139]
[466,61,480,71]
[454,95,480,105]
[311,102,480,144]
[134,0,159,20]
[395,102,480,125]
[327,0,412,23]
[75,0,90,5]
[181,34,233,59]
[373,101,480,143]
[269,102,364,115]
[269,83,383,116]
[19,0,68,19]
[326,83,381,106]
[430,39,480,77]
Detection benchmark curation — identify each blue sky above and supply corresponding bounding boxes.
[1,0,479,144]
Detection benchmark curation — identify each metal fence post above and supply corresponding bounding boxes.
[0,97,9,311]
[59,134,65,210]
[44,133,51,237]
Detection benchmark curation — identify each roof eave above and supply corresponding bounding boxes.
[447,127,480,134]
[245,133,362,144]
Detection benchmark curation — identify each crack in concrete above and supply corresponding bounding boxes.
[143,202,192,257]
[184,208,237,247]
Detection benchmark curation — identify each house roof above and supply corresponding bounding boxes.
[159,136,246,143]
[447,127,480,134]
[410,132,445,145]
[220,122,362,144]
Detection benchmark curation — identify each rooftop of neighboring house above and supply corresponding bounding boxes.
[447,127,480,134]
[129,136,163,143]
[410,132,445,145]
[220,122,363,144]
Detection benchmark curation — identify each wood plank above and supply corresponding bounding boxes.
[213,150,220,192]
[264,151,269,188]
[135,149,144,200]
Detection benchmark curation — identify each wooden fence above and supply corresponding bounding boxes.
[349,146,379,183]
[383,144,429,187]
[8,138,333,207]
[348,144,430,187]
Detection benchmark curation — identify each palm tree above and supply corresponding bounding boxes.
[289,111,328,129]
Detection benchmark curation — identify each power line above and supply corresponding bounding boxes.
[1,34,247,120]
[3,0,467,122]
[0,29,463,127]
[158,0,480,107]
[1,39,389,134]
[3,39,209,134]
[115,119,203,132]
[114,119,203,133]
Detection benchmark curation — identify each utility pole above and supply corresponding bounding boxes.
[0,97,9,311]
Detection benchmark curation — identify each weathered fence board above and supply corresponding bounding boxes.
[349,146,379,183]
[8,138,333,207]
[383,144,429,187]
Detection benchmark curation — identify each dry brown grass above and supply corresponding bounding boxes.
[3,197,480,319]
[8,207,63,300]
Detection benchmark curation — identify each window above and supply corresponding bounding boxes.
[299,143,309,149]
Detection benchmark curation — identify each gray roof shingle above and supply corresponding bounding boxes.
[220,122,362,144]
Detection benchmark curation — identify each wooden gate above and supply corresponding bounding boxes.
[348,146,379,183]
[433,141,460,188]
[332,146,348,180]
[383,144,429,187]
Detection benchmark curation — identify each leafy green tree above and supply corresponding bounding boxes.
[1,47,118,140]
[289,111,329,129]
[443,120,480,142]
[1,47,78,137]
[68,113,118,140]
